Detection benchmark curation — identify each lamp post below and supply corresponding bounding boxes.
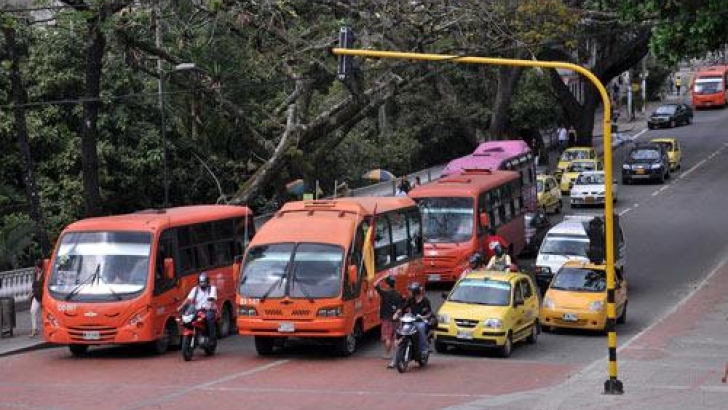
[158,62,196,208]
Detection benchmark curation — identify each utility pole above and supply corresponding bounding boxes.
[626,71,633,121]
[641,58,647,117]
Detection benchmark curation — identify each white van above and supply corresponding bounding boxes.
[534,214,626,290]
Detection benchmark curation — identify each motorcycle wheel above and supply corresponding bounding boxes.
[418,350,429,367]
[396,340,410,373]
[182,335,194,361]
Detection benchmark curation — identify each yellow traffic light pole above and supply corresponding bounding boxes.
[332,47,623,394]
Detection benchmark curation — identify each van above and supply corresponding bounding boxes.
[534,214,625,290]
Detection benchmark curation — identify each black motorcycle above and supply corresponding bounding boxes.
[178,304,217,361]
[394,313,429,373]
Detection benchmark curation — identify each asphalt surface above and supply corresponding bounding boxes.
[3,106,728,410]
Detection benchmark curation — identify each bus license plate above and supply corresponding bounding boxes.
[428,274,441,282]
[456,331,473,340]
[82,331,100,340]
[562,313,579,322]
[278,322,295,333]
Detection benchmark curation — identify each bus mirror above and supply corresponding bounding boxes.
[347,265,358,286]
[42,258,51,276]
[163,258,175,280]
[232,255,244,283]
[479,212,489,228]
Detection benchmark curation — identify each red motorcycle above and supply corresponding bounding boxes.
[178,305,217,361]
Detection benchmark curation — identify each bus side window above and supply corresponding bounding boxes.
[154,229,178,295]
[406,208,423,257]
[374,216,392,270]
[390,211,409,263]
[477,192,488,236]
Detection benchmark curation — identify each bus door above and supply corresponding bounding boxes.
[152,229,181,335]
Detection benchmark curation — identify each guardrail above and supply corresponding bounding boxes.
[0,268,34,304]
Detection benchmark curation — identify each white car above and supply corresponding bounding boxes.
[570,171,618,207]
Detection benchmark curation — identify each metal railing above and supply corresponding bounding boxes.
[0,268,34,304]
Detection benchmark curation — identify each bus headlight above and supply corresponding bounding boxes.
[239,306,258,316]
[46,313,59,327]
[128,308,149,328]
[317,306,343,317]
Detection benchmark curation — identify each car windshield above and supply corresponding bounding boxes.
[561,150,590,161]
[448,278,511,306]
[575,173,605,185]
[653,141,673,152]
[694,78,723,94]
[537,180,544,192]
[417,197,474,243]
[48,231,151,301]
[540,235,588,257]
[629,149,660,161]
[239,243,344,299]
[654,105,677,115]
[550,268,606,292]
[568,162,596,172]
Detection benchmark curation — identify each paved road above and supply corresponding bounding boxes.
[2,107,728,410]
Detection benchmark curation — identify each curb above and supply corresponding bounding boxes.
[0,341,56,358]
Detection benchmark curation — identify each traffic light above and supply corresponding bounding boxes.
[337,27,355,80]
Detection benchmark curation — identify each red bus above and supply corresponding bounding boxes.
[691,66,728,109]
[237,197,424,356]
[408,170,526,283]
[43,205,255,356]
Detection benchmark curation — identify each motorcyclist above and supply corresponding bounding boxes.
[396,282,432,357]
[179,272,218,340]
[486,243,512,272]
[485,227,508,260]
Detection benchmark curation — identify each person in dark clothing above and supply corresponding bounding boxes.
[29,260,44,338]
[375,276,402,365]
[397,177,412,195]
[397,282,432,356]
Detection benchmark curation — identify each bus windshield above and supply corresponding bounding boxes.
[449,279,511,306]
[694,78,723,95]
[417,197,474,243]
[240,243,344,299]
[48,231,151,302]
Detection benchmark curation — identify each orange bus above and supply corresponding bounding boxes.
[691,66,728,109]
[237,197,424,356]
[43,205,255,356]
[408,170,526,283]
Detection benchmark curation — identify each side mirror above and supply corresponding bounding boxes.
[441,291,449,300]
[347,265,358,286]
[42,258,51,277]
[232,255,244,284]
[163,258,175,280]
[479,212,489,228]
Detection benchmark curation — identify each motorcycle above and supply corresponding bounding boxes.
[178,305,217,361]
[393,313,429,373]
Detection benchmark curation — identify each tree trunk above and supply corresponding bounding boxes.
[489,65,524,139]
[2,24,51,256]
[79,18,105,217]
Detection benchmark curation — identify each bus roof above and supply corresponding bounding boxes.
[64,205,252,233]
[409,170,519,198]
[696,65,728,76]
[443,140,531,176]
[253,197,416,247]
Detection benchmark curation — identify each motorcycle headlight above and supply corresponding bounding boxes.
[438,314,450,324]
[238,306,258,316]
[588,300,605,311]
[650,163,662,169]
[543,297,555,310]
[483,318,503,329]
[317,306,343,317]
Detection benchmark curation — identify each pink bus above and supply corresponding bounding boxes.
[441,140,537,212]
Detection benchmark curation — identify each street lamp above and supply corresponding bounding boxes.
[158,62,196,208]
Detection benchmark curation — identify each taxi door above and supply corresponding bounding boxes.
[512,278,537,340]
[546,177,560,210]
[673,141,682,169]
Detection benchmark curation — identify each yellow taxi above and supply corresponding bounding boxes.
[556,147,598,180]
[650,138,682,171]
[537,174,562,214]
[541,261,627,332]
[559,159,603,194]
[434,270,540,357]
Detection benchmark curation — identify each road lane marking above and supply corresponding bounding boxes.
[121,359,289,410]
[680,158,708,179]
[618,208,632,216]
[632,128,648,141]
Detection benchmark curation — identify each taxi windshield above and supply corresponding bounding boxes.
[448,278,511,306]
[568,161,596,172]
[561,150,590,161]
[575,173,605,185]
[551,268,606,292]
[653,141,673,152]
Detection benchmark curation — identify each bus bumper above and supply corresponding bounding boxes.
[237,317,352,338]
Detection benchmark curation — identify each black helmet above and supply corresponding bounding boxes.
[407,282,422,295]
[385,276,396,288]
[493,243,504,257]
[198,272,210,289]
[469,253,483,269]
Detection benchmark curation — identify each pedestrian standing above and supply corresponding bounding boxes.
[375,276,402,367]
[567,126,577,147]
[675,75,682,96]
[29,260,44,338]
[558,126,568,152]
[414,176,421,188]
[396,177,411,195]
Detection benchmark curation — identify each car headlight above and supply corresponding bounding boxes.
[650,163,662,169]
[317,306,343,317]
[438,314,450,324]
[588,300,604,311]
[543,297,555,309]
[239,306,258,316]
[622,164,630,170]
[483,318,503,329]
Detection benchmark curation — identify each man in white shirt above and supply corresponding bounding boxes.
[181,272,218,339]
[558,126,568,152]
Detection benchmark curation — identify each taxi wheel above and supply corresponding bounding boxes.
[434,340,448,354]
[499,332,513,358]
[617,303,627,324]
[526,322,540,344]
